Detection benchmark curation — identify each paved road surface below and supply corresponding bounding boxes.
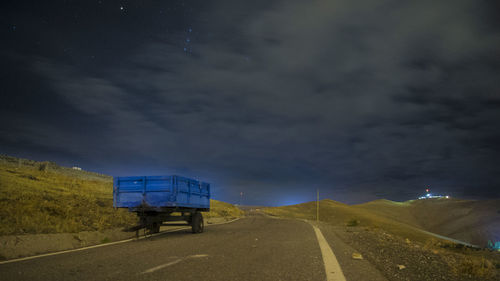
[0,213,386,281]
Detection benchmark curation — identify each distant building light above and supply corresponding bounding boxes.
[72,166,82,171]
[418,193,449,200]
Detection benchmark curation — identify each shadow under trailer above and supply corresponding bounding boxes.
[113,175,210,234]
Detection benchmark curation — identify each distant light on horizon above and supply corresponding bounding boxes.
[275,197,311,206]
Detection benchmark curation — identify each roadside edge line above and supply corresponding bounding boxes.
[310,223,347,281]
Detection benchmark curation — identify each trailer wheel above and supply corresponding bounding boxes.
[148,222,160,234]
[153,222,161,233]
[191,212,204,233]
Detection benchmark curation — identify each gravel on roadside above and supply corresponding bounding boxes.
[323,223,500,281]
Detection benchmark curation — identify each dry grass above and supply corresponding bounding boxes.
[452,256,497,279]
[0,156,138,235]
[205,199,244,219]
[423,238,498,279]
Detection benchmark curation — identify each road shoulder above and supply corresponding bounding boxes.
[313,222,388,281]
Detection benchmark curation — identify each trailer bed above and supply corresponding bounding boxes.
[113,175,210,210]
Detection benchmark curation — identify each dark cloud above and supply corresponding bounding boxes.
[1,0,499,205]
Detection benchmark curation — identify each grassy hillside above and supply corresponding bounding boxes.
[353,198,500,247]
[0,155,138,235]
[206,199,244,219]
[264,199,439,244]
[0,155,242,235]
[264,198,500,247]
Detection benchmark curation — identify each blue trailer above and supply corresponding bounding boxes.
[113,175,210,234]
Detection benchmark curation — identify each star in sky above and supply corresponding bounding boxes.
[183,27,193,54]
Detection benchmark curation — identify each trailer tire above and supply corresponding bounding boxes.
[152,222,161,233]
[191,212,204,234]
[148,222,160,234]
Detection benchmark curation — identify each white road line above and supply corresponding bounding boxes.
[189,254,209,258]
[0,218,240,265]
[310,224,347,281]
[141,254,209,274]
[142,258,184,273]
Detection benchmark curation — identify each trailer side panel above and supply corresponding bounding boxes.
[113,175,210,210]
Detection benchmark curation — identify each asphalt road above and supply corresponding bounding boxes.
[0,213,386,281]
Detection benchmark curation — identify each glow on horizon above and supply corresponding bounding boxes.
[274,197,312,206]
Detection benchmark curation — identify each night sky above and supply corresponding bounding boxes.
[1,0,500,205]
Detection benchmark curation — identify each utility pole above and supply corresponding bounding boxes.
[316,189,319,222]
[240,191,243,206]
